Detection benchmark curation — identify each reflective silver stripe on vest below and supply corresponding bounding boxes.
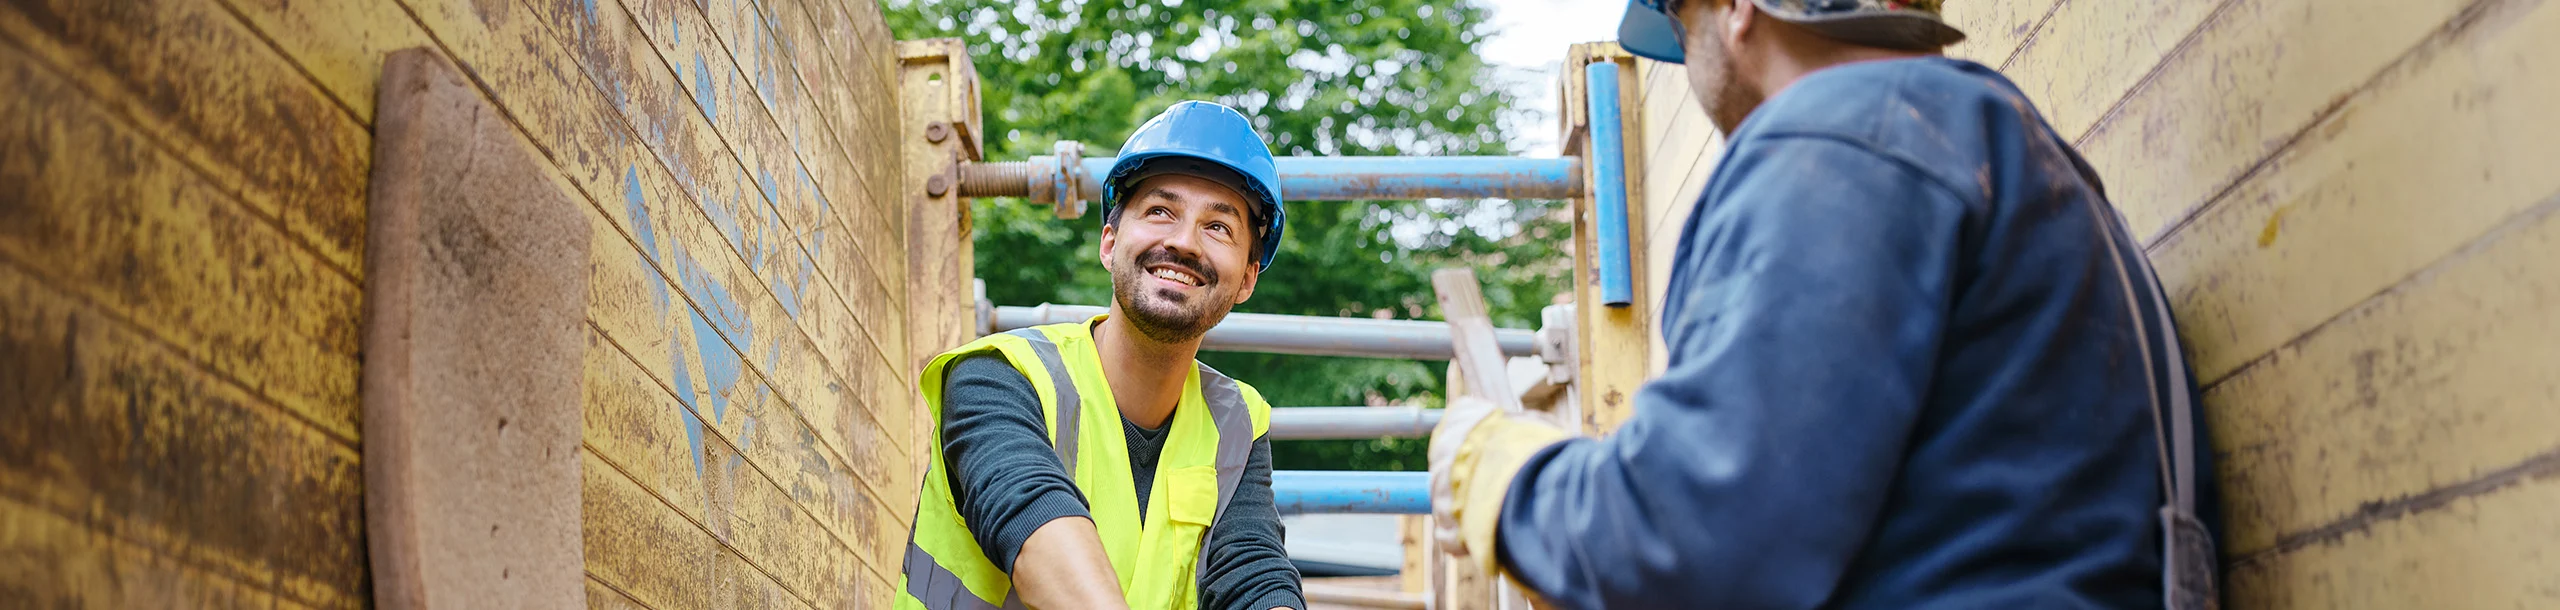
[1004,329,1081,478]
[904,538,1028,610]
[1192,363,1256,580]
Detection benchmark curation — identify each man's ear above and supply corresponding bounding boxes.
[1097,221,1118,271]
[1232,261,1259,305]
[1725,0,1755,48]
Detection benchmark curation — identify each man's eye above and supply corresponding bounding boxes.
[1149,207,1173,219]
[1207,222,1231,236]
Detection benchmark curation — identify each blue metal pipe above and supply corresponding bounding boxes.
[1063,156,1582,201]
[1273,471,1431,515]
[1586,62,1635,307]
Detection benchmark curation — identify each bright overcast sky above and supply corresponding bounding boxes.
[1476,0,1626,156]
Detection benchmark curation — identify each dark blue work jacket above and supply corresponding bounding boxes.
[1497,57,2225,609]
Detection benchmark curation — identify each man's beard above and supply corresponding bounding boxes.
[1688,29,1762,134]
[1110,246,1234,344]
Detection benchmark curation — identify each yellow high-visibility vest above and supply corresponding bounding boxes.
[898,319,1272,610]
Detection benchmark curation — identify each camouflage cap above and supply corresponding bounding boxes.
[1754,0,1966,50]
[1618,0,1966,64]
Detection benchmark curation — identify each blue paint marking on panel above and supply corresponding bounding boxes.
[758,169,780,208]
[582,0,596,24]
[765,339,781,375]
[670,342,707,478]
[623,166,660,261]
[738,415,757,452]
[624,166,670,309]
[670,16,679,43]
[773,258,808,320]
[695,54,717,123]
[677,252,749,427]
[704,196,747,267]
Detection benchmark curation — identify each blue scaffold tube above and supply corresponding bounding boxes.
[1077,156,1582,201]
[1272,471,1432,515]
[1586,61,1634,307]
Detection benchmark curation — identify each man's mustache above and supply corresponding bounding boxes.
[1134,247,1218,287]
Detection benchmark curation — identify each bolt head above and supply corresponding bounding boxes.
[925,122,950,143]
[925,175,951,197]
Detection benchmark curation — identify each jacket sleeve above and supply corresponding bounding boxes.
[941,354,1094,573]
[1494,136,1968,609]
[1197,436,1305,610]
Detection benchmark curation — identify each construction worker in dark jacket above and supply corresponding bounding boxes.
[1427,1,2226,608]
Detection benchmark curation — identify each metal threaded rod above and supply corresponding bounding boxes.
[958,161,1035,197]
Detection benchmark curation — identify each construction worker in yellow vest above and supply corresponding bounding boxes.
[899,101,1303,610]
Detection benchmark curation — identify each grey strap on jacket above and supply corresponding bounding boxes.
[2063,145,2219,610]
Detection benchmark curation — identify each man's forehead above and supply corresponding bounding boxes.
[1133,174,1253,220]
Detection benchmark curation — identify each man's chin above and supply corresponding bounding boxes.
[1123,302,1218,344]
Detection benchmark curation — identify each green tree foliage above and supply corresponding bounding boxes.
[886,0,1570,471]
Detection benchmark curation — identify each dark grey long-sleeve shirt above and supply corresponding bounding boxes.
[941,354,1302,610]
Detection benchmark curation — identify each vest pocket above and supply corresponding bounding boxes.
[1167,465,1221,526]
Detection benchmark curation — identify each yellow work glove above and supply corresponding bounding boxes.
[1428,396,1571,577]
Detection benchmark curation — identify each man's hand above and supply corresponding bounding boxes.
[1429,397,1572,568]
[1012,517,1129,610]
[1430,396,1502,558]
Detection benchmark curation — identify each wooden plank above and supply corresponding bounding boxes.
[606,0,912,435]
[362,48,593,610]
[215,0,437,125]
[2147,0,2560,383]
[391,0,916,579]
[2001,0,2222,139]
[594,136,911,535]
[1563,47,1652,433]
[0,0,374,273]
[579,450,820,610]
[0,495,321,610]
[897,40,981,492]
[796,0,905,213]
[1637,61,1692,164]
[581,315,893,589]
[760,0,917,331]
[0,40,363,441]
[512,0,917,480]
[2201,185,2560,557]
[390,0,915,510]
[2225,471,2560,609]
[2071,0,2478,240]
[0,264,365,608]
[1433,268,1523,411]
[532,0,904,341]
[1938,0,2066,65]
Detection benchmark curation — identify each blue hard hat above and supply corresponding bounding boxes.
[1102,101,1286,271]
[1619,0,1686,64]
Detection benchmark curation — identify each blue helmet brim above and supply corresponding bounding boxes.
[1619,0,1686,64]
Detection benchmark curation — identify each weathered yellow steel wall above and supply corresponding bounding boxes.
[1630,0,2560,606]
[0,0,945,607]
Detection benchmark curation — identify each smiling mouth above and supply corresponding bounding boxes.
[1147,265,1205,287]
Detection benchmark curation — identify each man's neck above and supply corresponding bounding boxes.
[1090,311,1199,430]
[1754,42,1937,102]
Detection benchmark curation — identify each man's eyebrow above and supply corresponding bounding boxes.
[1207,200,1244,221]
[1144,187,1184,204]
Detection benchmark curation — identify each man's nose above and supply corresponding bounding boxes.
[1158,221,1203,256]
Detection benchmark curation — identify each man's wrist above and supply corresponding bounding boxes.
[1452,412,1572,576]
